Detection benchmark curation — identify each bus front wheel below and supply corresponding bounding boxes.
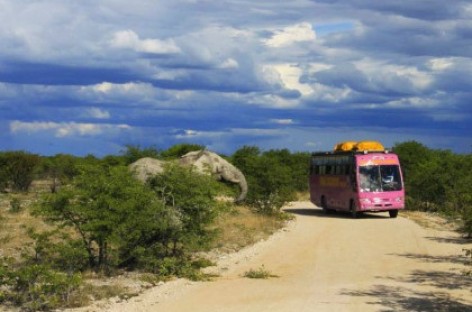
[389,210,399,218]
[350,200,358,218]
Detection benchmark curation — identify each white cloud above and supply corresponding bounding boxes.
[110,30,181,54]
[263,63,314,96]
[219,58,239,69]
[428,58,455,71]
[270,118,294,125]
[264,22,316,48]
[86,107,111,119]
[176,129,199,138]
[87,81,154,94]
[354,59,433,91]
[10,121,131,138]
[250,94,300,108]
[386,97,439,108]
[80,82,159,102]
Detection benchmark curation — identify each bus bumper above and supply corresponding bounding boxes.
[358,196,404,211]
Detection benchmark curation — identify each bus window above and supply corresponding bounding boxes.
[380,165,402,191]
[359,165,402,192]
[359,166,381,192]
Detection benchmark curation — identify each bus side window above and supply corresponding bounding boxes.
[344,165,350,175]
[349,165,357,189]
[320,165,326,175]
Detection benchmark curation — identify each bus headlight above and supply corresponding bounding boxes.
[394,197,403,202]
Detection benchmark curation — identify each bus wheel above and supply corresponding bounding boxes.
[350,200,358,218]
[389,210,398,218]
[321,196,329,214]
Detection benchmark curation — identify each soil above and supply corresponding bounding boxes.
[70,201,472,312]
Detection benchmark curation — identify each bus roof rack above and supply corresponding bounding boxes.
[312,141,392,156]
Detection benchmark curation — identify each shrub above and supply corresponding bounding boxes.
[0,258,82,311]
[0,151,40,192]
[34,165,173,272]
[232,146,304,215]
[243,265,277,279]
[148,163,222,252]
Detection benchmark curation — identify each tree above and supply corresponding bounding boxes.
[232,146,301,214]
[0,151,40,192]
[35,165,173,272]
[148,163,221,252]
[37,154,79,192]
[121,144,160,165]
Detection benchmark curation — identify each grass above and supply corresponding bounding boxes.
[210,205,286,253]
[0,187,289,310]
[243,265,278,279]
[0,192,53,259]
[402,209,458,231]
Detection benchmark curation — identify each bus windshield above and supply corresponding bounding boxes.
[359,165,402,192]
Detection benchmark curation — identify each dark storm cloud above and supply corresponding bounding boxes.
[1,0,471,155]
[0,61,140,85]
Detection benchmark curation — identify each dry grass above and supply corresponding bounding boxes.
[0,192,52,258]
[0,189,288,309]
[402,210,458,231]
[210,205,286,253]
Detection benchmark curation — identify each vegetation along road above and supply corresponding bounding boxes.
[74,201,472,312]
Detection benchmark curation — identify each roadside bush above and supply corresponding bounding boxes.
[33,163,223,276]
[394,141,472,237]
[232,146,306,215]
[0,258,82,311]
[148,163,222,252]
[34,165,173,272]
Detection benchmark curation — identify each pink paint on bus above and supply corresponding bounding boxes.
[309,146,405,218]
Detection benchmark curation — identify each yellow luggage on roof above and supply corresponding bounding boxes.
[355,141,385,152]
[334,141,357,152]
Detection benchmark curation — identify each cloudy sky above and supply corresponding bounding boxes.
[1,0,471,156]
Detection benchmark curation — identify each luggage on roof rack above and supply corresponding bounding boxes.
[333,141,385,153]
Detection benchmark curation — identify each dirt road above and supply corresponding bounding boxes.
[80,201,472,312]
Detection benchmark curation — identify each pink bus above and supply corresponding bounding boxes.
[309,141,405,218]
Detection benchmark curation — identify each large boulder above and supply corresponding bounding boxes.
[128,157,165,183]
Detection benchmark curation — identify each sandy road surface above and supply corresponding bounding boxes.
[76,201,472,312]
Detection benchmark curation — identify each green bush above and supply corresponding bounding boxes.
[33,162,223,275]
[243,265,277,279]
[232,146,308,215]
[0,151,40,192]
[34,165,174,272]
[121,144,160,165]
[148,163,222,251]
[0,258,82,311]
[394,141,472,237]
